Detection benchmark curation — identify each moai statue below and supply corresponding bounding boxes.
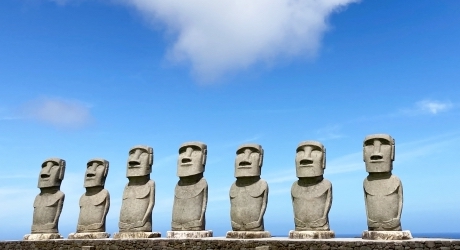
[226,144,270,239]
[113,145,161,239]
[361,134,412,240]
[24,158,66,240]
[68,158,110,239]
[167,142,213,238]
[288,141,334,239]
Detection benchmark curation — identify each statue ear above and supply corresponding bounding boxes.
[59,160,66,181]
[258,149,264,168]
[104,161,109,177]
[391,141,395,161]
[322,148,326,169]
[202,148,207,166]
[148,148,154,166]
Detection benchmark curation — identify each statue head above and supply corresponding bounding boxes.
[127,145,153,177]
[177,141,207,177]
[363,134,395,173]
[84,158,109,188]
[38,158,66,188]
[234,144,263,178]
[295,141,326,178]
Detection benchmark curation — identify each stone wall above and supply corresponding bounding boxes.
[1,238,460,250]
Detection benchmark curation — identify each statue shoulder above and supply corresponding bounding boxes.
[364,175,401,195]
[175,178,207,198]
[248,179,268,198]
[136,180,154,199]
[229,182,238,198]
[34,191,64,207]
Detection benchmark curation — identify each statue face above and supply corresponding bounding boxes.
[363,134,394,173]
[127,146,153,177]
[234,144,263,178]
[177,142,207,177]
[295,141,325,177]
[38,158,65,188]
[84,159,108,188]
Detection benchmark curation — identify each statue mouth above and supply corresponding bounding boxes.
[299,159,313,166]
[370,155,383,161]
[128,161,140,168]
[86,173,95,178]
[238,161,251,168]
[40,174,50,179]
[181,158,192,166]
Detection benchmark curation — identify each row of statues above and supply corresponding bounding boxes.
[23,134,412,241]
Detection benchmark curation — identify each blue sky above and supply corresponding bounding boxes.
[1,0,460,240]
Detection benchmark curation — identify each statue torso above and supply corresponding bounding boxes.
[119,180,154,231]
[172,178,207,230]
[364,174,402,230]
[291,179,331,230]
[230,178,268,230]
[32,190,64,233]
[77,189,109,232]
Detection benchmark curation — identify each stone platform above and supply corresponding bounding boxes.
[167,230,213,238]
[3,237,460,250]
[112,231,161,239]
[68,232,110,239]
[362,230,413,240]
[226,231,271,239]
[23,233,63,241]
[288,230,335,239]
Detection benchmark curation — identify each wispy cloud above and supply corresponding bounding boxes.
[120,0,359,82]
[20,97,93,129]
[316,125,345,141]
[415,100,453,115]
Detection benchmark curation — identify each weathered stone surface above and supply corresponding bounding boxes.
[23,233,63,240]
[363,134,407,232]
[112,231,161,239]
[230,144,269,232]
[72,159,110,235]
[288,230,335,239]
[292,141,333,232]
[67,232,110,239]
[171,142,208,231]
[3,238,460,249]
[166,230,213,238]
[118,145,156,233]
[25,158,66,240]
[362,230,413,240]
[225,231,271,239]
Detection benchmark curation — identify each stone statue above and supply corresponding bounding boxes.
[167,142,212,238]
[362,134,412,240]
[226,144,270,239]
[113,145,161,239]
[68,159,110,239]
[24,158,66,240]
[289,141,334,239]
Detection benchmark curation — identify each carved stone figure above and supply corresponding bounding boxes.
[289,141,334,239]
[167,142,212,238]
[362,134,412,240]
[24,158,66,240]
[68,159,110,239]
[113,145,161,239]
[226,144,270,239]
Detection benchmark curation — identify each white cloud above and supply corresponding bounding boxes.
[122,0,359,82]
[416,100,453,114]
[21,97,92,129]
